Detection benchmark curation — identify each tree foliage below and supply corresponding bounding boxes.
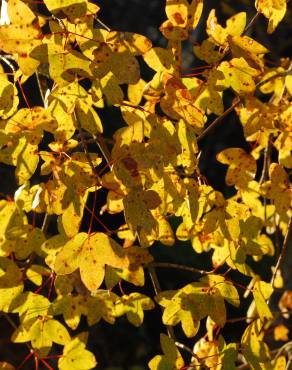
[0,0,291,369]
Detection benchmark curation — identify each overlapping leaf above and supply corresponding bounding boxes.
[54,232,130,292]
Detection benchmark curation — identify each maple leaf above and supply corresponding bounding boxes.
[43,0,88,22]
[58,337,97,370]
[218,58,259,94]
[54,232,130,292]
[0,0,42,76]
[260,163,292,218]
[256,0,287,33]
[252,280,273,321]
[115,293,155,326]
[217,148,257,188]
[241,319,271,370]
[160,0,203,41]
[156,281,228,337]
[0,257,23,312]
[148,333,184,370]
[0,75,19,119]
[207,10,246,47]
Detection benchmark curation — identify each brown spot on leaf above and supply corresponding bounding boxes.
[173,12,184,25]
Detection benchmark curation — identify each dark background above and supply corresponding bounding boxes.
[0,0,291,369]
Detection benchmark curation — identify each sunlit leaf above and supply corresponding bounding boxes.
[260,163,292,218]
[115,293,155,326]
[218,58,259,94]
[43,0,88,22]
[0,257,23,312]
[252,280,273,321]
[54,232,130,292]
[0,76,19,119]
[148,333,184,370]
[217,148,257,188]
[255,0,287,33]
[241,319,271,370]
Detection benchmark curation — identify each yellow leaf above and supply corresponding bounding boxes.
[274,132,292,168]
[0,77,19,119]
[241,319,271,369]
[0,13,41,75]
[0,362,15,370]
[148,334,184,370]
[115,293,155,326]
[217,148,257,188]
[260,163,292,217]
[54,232,130,292]
[106,31,152,55]
[143,47,176,73]
[229,35,268,71]
[274,356,286,370]
[255,0,287,33]
[160,0,203,40]
[0,257,24,312]
[165,0,189,27]
[218,57,259,94]
[43,0,88,22]
[207,10,246,47]
[194,38,225,64]
[99,72,124,105]
[7,0,35,24]
[58,337,97,370]
[75,99,103,134]
[128,79,147,106]
[253,280,273,321]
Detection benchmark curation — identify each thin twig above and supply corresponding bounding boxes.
[197,98,240,142]
[259,134,272,185]
[244,12,260,34]
[175,341,200,361]
[93,134,112,167]
[35,71,46,106]
[272,340,292,363]
[149,262,211,275]
[0,54,16,72]
[256,64,292,89]
[278,61,292,101]
[270,217,292,288]
[95,16,111,31]
[73,110,102,184]
[147,265,175,339]
[197,64,292,143]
